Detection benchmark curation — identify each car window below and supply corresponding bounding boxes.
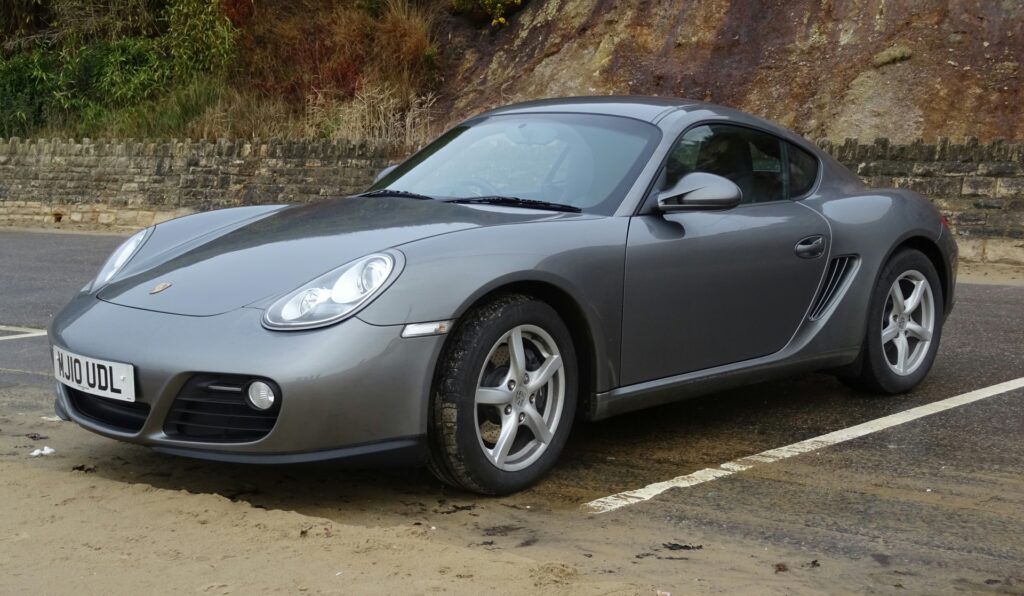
[661,123,786,204]
[427,132,570,197]
[373,114,661,215]
[788,143,818,197]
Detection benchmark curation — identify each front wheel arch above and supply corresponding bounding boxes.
[427,293,579,494]
[444,280,598,419]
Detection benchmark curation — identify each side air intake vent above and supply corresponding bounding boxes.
[809,255,857,320]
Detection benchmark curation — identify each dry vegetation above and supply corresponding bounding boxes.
[224,0,442,144]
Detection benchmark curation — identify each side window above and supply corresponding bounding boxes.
[660,124,785,204]
[747,136,784,202]
[788,143,818,198]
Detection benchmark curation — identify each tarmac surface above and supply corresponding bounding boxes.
[1,228,1022,593]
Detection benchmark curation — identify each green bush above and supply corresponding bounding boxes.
[0,0,237,137]
[164,0,237,77]
[0,50,59,137]
[0,38,172,136]
[90,38,170,107]
[110,77,224,137]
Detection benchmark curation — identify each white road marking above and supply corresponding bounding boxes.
[0,332,47,342]
[0,325,46,334]
[0,325,47,342]
[585,376,1024,514]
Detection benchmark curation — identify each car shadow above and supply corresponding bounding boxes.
[72,323,980,522]
[76,370,900,517]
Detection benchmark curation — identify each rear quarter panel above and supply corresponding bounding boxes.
[798,187,946,355]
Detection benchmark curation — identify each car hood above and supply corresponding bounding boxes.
[99,197,575,316]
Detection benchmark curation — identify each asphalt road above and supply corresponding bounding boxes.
[1,229,1023,593]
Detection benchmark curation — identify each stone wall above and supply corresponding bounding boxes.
[1,136,1022,264]
[820,138,1024,265]
[0,138,392,230]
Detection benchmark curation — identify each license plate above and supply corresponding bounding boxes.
[53,346,136,402]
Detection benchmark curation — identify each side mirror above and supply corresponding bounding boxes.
[373,164,398,184]
[656,172,742,212]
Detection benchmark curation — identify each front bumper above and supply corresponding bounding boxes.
[50,295,447,465]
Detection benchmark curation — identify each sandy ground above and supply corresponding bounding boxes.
[0,458,636,595]
[958,262,1024,286]
[0,408,859,596]
[0,432,983,596]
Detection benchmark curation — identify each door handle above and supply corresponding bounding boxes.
[794,235,825,259]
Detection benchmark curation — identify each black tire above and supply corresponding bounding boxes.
[838,249,944,394]
[427,294,578,495]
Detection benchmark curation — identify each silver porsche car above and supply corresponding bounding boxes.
[50,97,957,494]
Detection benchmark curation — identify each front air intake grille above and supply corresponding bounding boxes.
[67,387,150,432]
[809,255,858,320]
[163,374,280,443]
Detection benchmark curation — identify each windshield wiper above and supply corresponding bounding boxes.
[448,196,582,213]
[357,189,437,201]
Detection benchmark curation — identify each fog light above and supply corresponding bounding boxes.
[247,381,276,411]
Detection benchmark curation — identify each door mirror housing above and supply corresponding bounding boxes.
[373,164,398,184]
[656,172,742,212]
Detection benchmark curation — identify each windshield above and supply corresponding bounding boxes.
[371,113,662,215]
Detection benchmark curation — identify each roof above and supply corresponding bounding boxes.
[477,96,708,123]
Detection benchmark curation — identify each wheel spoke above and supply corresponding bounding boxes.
[507,327,527,380]
[904,279,926,314]
[489,418,518,466]
[523,407,553,444]
[889,283,906,315]
[906,321,932,341]
[894,334,910,374]
[881,322,900,344]
[527,354,562,392]
[476,387,511,406]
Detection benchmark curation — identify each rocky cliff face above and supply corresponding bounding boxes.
[438,0,1023,142]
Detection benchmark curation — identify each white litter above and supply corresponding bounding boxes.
[29,446,55,457]
[40,416,62,422]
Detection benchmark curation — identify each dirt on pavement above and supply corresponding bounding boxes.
[0,406,844,595]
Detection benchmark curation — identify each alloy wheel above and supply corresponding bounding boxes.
[881,270,935,376]
[474,324,566,472]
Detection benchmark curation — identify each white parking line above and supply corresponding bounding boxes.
[0,325,47,342]
[585,376,1024,514]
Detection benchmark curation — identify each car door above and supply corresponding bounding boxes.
[620,123,830,386]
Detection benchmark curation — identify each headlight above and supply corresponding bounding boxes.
[262,252,401,330]
[89,228,151,290]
